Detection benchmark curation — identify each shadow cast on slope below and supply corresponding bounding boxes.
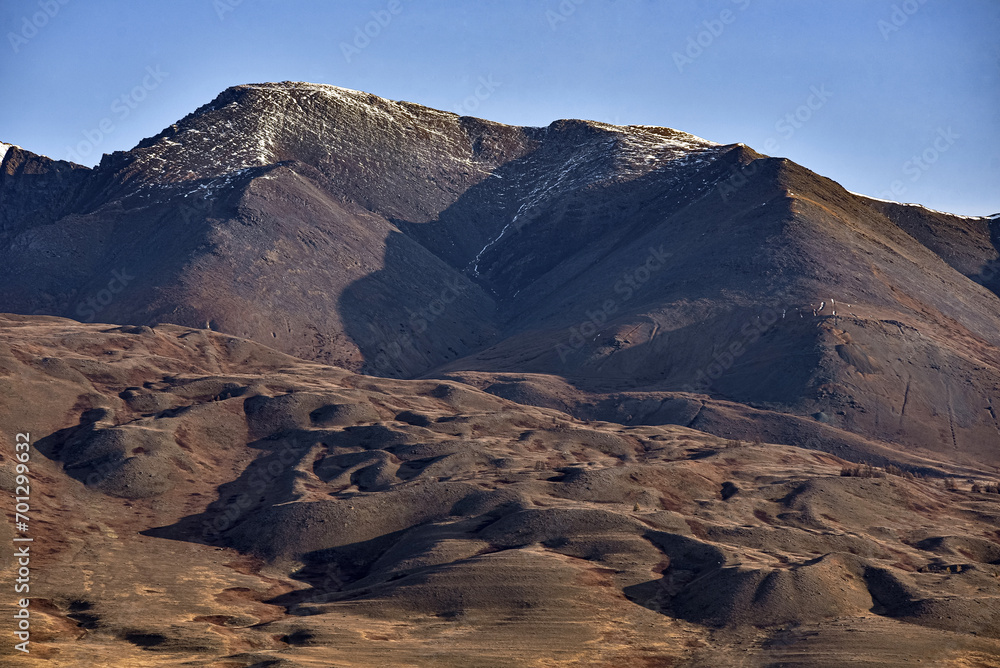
[338,133,761,379]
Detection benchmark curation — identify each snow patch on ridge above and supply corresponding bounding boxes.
[850,191,997,221]
[125,81,479,186]
[0,142,14,164]
[470,124,724,276]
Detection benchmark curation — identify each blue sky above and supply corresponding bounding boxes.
[1,0,997,215]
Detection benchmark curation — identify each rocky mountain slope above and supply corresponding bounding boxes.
[2,82,1000,664]
[3,82,999,474]
[1,315,998,667]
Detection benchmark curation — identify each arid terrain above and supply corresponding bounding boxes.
[0,315,998,667]
[1,82,1000,666]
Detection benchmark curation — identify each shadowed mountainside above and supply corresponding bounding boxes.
[3,82,998,471]
[3,85,1000,664]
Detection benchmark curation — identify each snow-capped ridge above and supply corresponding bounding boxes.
[850,191,997,221]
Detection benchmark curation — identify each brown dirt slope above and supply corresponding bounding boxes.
[1,315,998,666]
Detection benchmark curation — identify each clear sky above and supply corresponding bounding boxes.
[1,0,997,215]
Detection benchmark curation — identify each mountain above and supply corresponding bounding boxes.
[0,315,998,666]
[3,82,1000,475]
[3,82,1000,666]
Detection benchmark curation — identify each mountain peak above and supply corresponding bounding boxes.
[102,82,725,232]
[5,82,999,477]
[121,80,515,189]
[4,79,1000,666]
